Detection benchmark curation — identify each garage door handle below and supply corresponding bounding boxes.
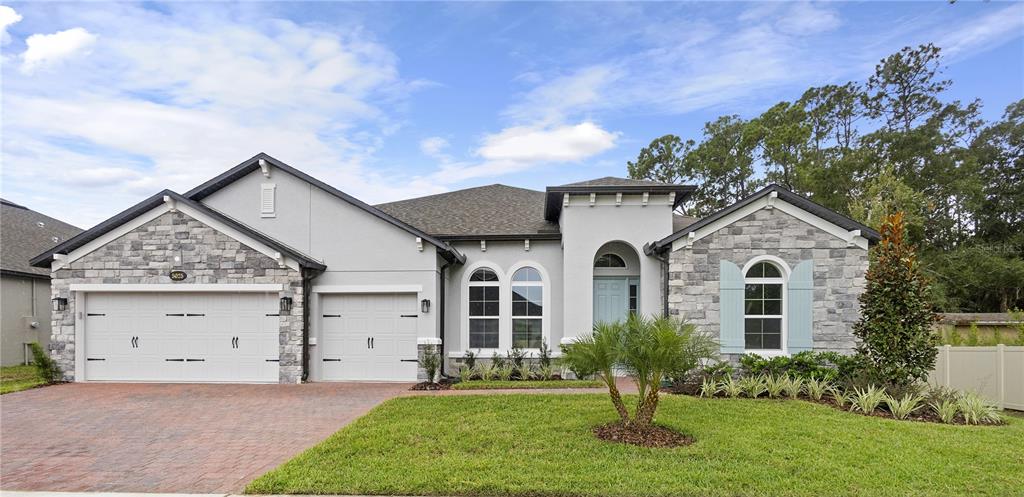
[322,358,341,362]
[186,313,205,317]
[400,359,418,363]
[165,313,184,317]
[400,314,418,318]
[165,358,185,362]
[323,314,341,318]
[265,359,279,362]
[87,313,106,316]
[87,357,106,361]
[265,313,279,317]
[186,358,205,362]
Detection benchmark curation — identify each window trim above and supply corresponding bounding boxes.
[467,267,501,350]
[594,253,627,268]
[511,266,544,349]
[742,256,789,355]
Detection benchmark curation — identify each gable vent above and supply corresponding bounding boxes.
[261,184,276,218]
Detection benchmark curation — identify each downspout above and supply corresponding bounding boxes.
[438,259,451,378]
[645,242,671,317]
[301,268,313,382]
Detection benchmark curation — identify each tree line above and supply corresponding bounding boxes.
[627,44,1024,313]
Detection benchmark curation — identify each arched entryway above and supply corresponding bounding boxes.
[592,241,641,325]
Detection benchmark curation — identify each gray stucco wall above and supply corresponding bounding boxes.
[668,207,868,358]
[49,211,304,383]
[0,275,50,366]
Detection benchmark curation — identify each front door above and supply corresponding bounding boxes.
[593,278,628,325]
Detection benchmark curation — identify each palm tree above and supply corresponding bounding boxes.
[561,321,630,423]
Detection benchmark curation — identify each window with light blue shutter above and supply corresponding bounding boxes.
[787,260,814,353]
[719,260,745,354]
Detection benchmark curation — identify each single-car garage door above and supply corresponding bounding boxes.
[320,293,419,381]
[83,292,279,383]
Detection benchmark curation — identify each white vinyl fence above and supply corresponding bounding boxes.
[929,345,1024,411]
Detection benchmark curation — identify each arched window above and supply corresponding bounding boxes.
[511,267,543,348]
[468,268,499,348]
[744,261,784,350]
[594,253,626,268]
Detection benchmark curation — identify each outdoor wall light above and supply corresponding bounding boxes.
[279,296,293,313]
[52,297,68,312]
[421,299,431,313]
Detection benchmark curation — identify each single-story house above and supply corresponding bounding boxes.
[31,153,880,383]
[1,198,81,366]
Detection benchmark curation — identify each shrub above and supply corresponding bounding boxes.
[496,364,514,381]
[781,376,804,400]
[720,376,743,398]
[700,377,720,398]
[514,362,533,381]
[537,339,553,368]
[850,385,887,414]
[739,351,863,382]
[805,377,830,401]
[702,362,734,381]
[463,349,478,370]
[28,342,59,382]
[457,366,473,383]
[537,364,556,381]
[852,212,939,387]
[828,385,851,408]
[491,352,507,370]
[958,392,1002,425]
[884,393,924,420]
[417,348,441,383]
[508,346,526,368]
[930,399,960,424]
[764,375,786,398]
[476,362,496,381]
[561,315,717,429]
[738,375,767,398]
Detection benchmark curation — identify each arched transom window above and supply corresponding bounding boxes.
[511,267,543,348]
[744,262,784,350]
[594,253,626,268]
[468,268,499,348]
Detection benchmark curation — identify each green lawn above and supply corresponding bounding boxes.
[452,379,602,390]
[0,365,48,394]
[247,394,1023,497]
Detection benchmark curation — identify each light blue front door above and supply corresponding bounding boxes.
[593,278,628,324]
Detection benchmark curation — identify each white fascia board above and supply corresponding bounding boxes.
[671,197,869,252]
[312,284,423,294]
[69,283,284,292]
[56,203,173,271]
[57,202,301,272]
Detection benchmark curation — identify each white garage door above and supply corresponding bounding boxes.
[320,293,419,381]
[83,292,279,383]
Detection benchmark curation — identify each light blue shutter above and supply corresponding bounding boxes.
[788,260,814,353]
[719,260,745,354]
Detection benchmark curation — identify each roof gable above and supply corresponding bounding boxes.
[544,179,695,222]
[185,153,464,263]
[647,184,881,254]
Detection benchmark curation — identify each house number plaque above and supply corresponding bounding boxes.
[169,270,188,281]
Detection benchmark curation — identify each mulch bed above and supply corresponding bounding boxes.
[593,421,695,448]
[410,380,453,391]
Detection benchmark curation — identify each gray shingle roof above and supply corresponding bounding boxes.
[1,199,82,278]
[556,176,676,187]
[376,185,559,239]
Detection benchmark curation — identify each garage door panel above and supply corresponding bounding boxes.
[84,292,279,383]
[320,293,420,381]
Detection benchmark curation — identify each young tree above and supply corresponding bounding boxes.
[626,134,692,185]
[852,212,939,387]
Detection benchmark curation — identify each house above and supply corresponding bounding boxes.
[31,153,880,383]
[1,199,81,366]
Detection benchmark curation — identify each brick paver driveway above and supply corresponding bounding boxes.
[1,382,410,493]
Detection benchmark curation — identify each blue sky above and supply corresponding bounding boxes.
[1,1,1021,228]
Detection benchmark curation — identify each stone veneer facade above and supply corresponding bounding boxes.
[668,207,868,359]
[49,211,305,383]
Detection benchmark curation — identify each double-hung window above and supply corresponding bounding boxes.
[468,268,499,348]
[511,267,543,348]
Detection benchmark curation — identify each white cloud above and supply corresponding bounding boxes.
[936,3,1024,58]
[21,27,97,74]
[503,66,621,124]
[0,5,21,45]
[433,122,619,183]
[419,136,450,159]
[775,2,841,35]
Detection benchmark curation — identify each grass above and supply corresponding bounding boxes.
[0,365,48,394]
[247,394,1024,497]
[452,379,602,390]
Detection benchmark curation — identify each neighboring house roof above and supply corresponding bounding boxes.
[1,199,82,278]
[185,153,465,263]
[647,184,882,254]
[29,190,327,271]
[938,313,1023,326]
[672,213,698,233]
[376,185,559,240]
[544,177,696,222]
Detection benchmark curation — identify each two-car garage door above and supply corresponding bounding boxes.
[83,292,279,383]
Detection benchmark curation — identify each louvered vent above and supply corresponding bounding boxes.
[261,184,276,218]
